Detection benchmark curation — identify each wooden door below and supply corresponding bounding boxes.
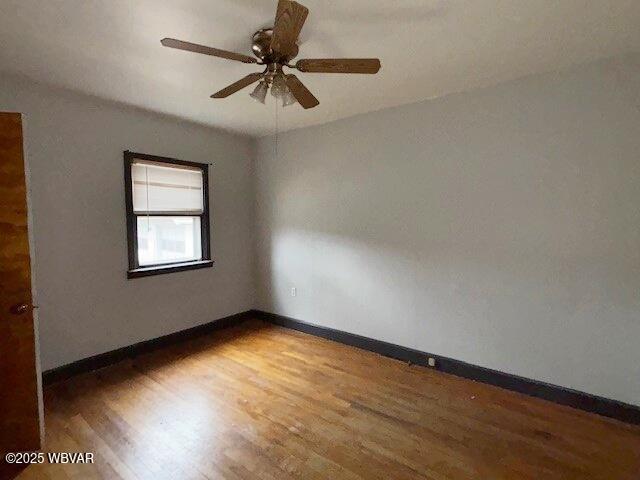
[0,113,42,457]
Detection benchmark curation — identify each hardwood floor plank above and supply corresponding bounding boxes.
[16,319,640,480]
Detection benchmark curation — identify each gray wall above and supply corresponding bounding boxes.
[255,55,640,406]
[0,75,255,371]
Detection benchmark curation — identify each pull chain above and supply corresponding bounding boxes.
[145,165,150,231]
[274,95,279,161]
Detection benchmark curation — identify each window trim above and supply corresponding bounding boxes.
[124,151,212,279]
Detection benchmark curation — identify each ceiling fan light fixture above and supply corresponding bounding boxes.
[249,80,269,104]
[270,74,287,99]
[282,87,297,107]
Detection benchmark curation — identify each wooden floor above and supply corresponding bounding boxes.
[16,319,640,480]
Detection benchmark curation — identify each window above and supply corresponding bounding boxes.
[124,151,212,278]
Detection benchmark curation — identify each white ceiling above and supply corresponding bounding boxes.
[1,1,639,137]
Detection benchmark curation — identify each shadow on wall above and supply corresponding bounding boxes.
[255,57,640,403]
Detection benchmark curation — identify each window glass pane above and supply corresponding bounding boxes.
[137,216,202,266]
[132,161,203,214]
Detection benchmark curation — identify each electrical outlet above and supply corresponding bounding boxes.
[427,357,436,367]
[291,287,297,297]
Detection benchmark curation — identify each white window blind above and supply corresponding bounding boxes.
[132,161,204,214]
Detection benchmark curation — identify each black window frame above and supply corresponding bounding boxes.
[124,151,213,279]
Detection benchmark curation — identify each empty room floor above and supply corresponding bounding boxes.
[17,319,640,480]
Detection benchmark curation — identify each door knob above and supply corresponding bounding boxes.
[10,303,30,315]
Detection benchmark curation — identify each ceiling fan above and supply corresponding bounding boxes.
[161,0,381,109]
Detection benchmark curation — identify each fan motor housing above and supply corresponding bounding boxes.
[252,28,298,63]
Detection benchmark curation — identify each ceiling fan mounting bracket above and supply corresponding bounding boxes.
[251,28,299,64]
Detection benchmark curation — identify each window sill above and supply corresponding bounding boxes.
[127,260,214,279]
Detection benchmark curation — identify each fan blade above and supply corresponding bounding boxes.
[271,0,308,59]
[211,73,263,98]
[284,74,319,109]
[296,58,381,74]
[161,38,257,64]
